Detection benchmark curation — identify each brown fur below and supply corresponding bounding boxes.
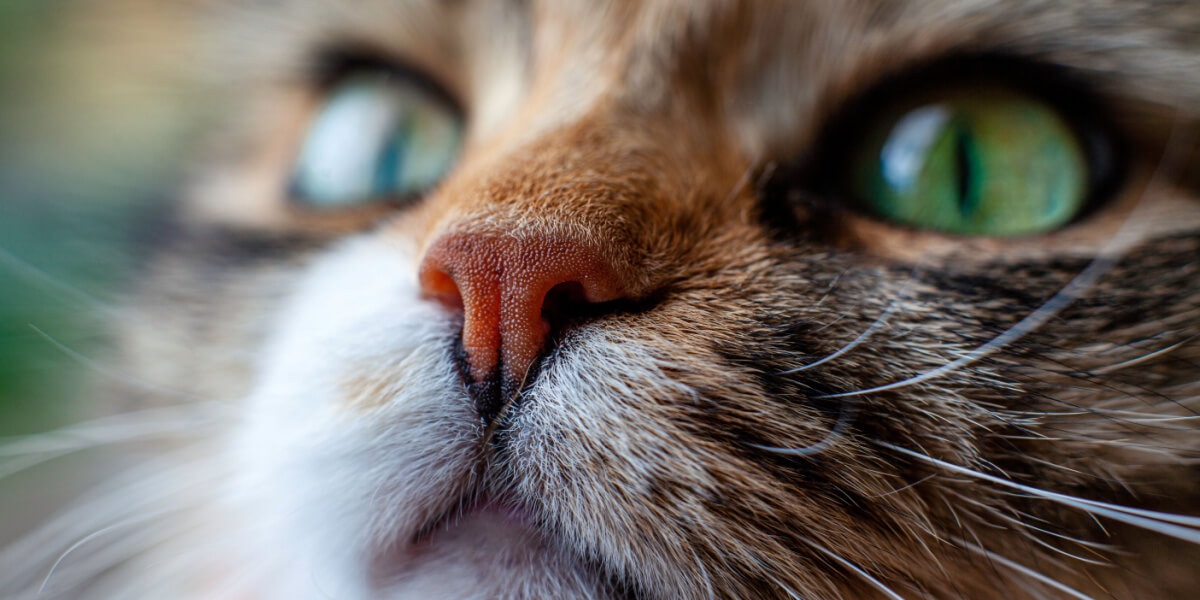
[7,0,1200,598]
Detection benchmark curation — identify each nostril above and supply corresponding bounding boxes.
[541,281,588,331]
[418,230,629,416]
[542,280,604,343]
[422,268,463,312]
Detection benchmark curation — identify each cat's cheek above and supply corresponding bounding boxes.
[503,327,708,594]
[222,238,480,598]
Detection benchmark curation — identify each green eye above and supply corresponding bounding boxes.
[851,88,1088,236]
[290,72,462,209]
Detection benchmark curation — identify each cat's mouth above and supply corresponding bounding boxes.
[369,491,585,593]
[408,494,539,548]
[365,320,634,593]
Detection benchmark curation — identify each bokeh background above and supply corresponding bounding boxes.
[0,1,212,437]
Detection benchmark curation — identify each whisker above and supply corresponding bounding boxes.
[688,547,717,600]
[0,402,229,468]
[952,537,1097,600]
[810,313,846,333]
[1,245,258,362]
[752,282,919,456]
[2,457,217,597]
[37,509,169,595]
[1019,531,1111,567]
[0,246,124,319]
[951,492,1113,552]
[782,300,898,374]
[1000,346,1199,419]
[952,496,1113,566]
[3,450,219,547]
[27,325,200,400]
[874,441,1200,544]
[767,574,807,600]
[866,473,937,499]
[722,160,762,210]
[747,395,857,456]
[812,270,846,308]
[801,537,908,600]
[820,254,1127,400]
[1090,334,1199,375]
[817,122,1194,400]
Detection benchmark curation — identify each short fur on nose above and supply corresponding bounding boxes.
[419,231,626,393]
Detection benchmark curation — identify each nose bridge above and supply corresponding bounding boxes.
[427,117,675,239]
[418,122,669,302]
[414,132,652,418]
[413,115,734,420]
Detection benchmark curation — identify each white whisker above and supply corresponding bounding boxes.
[688,547,716,600]
[866,473,937,498]
[1019,530,1111,567]
[0,403,229,483]
[820,252,1126,399]
[951,495,1111,552]
[818,121,1194,400]
[875,441,1200,544]
[1090,335,1198,375]
[2,450,222,584]
[0,246,123,319]
[27,325,200,400]
[952,537,1097,600]
[1,245,257,362]
[767,574,807,600]
[0,403,229,458]
[812,271,846,308]
[801,538,908,600]
[747,396,857,456]
[782,300,898,374]
[37,509,166,595]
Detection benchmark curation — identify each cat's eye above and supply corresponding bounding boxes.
[848,87,1091,237]
[290,72,463,209]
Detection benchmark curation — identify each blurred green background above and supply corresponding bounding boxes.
[0,0,208,435]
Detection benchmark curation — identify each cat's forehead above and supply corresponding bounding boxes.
[184,0,1200,248]
[228,0,1200,155]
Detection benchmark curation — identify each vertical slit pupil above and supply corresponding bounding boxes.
[954,125,976,217]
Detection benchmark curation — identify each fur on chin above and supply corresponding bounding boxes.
[217,238,610,599]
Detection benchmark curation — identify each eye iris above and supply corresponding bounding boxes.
[392,99,462,192]
[291,74,462,209]
[854,88,1088,236]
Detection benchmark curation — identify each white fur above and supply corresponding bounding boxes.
[224,236,597,599]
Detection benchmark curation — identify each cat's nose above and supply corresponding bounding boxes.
[418,230,626,410]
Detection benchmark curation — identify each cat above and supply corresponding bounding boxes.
[3,0,1200,598]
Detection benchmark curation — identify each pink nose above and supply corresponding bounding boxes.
[419,231,626,393]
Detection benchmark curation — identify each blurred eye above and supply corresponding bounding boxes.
[849,87,1090,236]
[290,72,462,209]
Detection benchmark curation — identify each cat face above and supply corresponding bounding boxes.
[23,1,1200,599]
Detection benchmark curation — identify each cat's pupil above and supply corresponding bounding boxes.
[848,85,1092,236]
[953,125,975,216]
